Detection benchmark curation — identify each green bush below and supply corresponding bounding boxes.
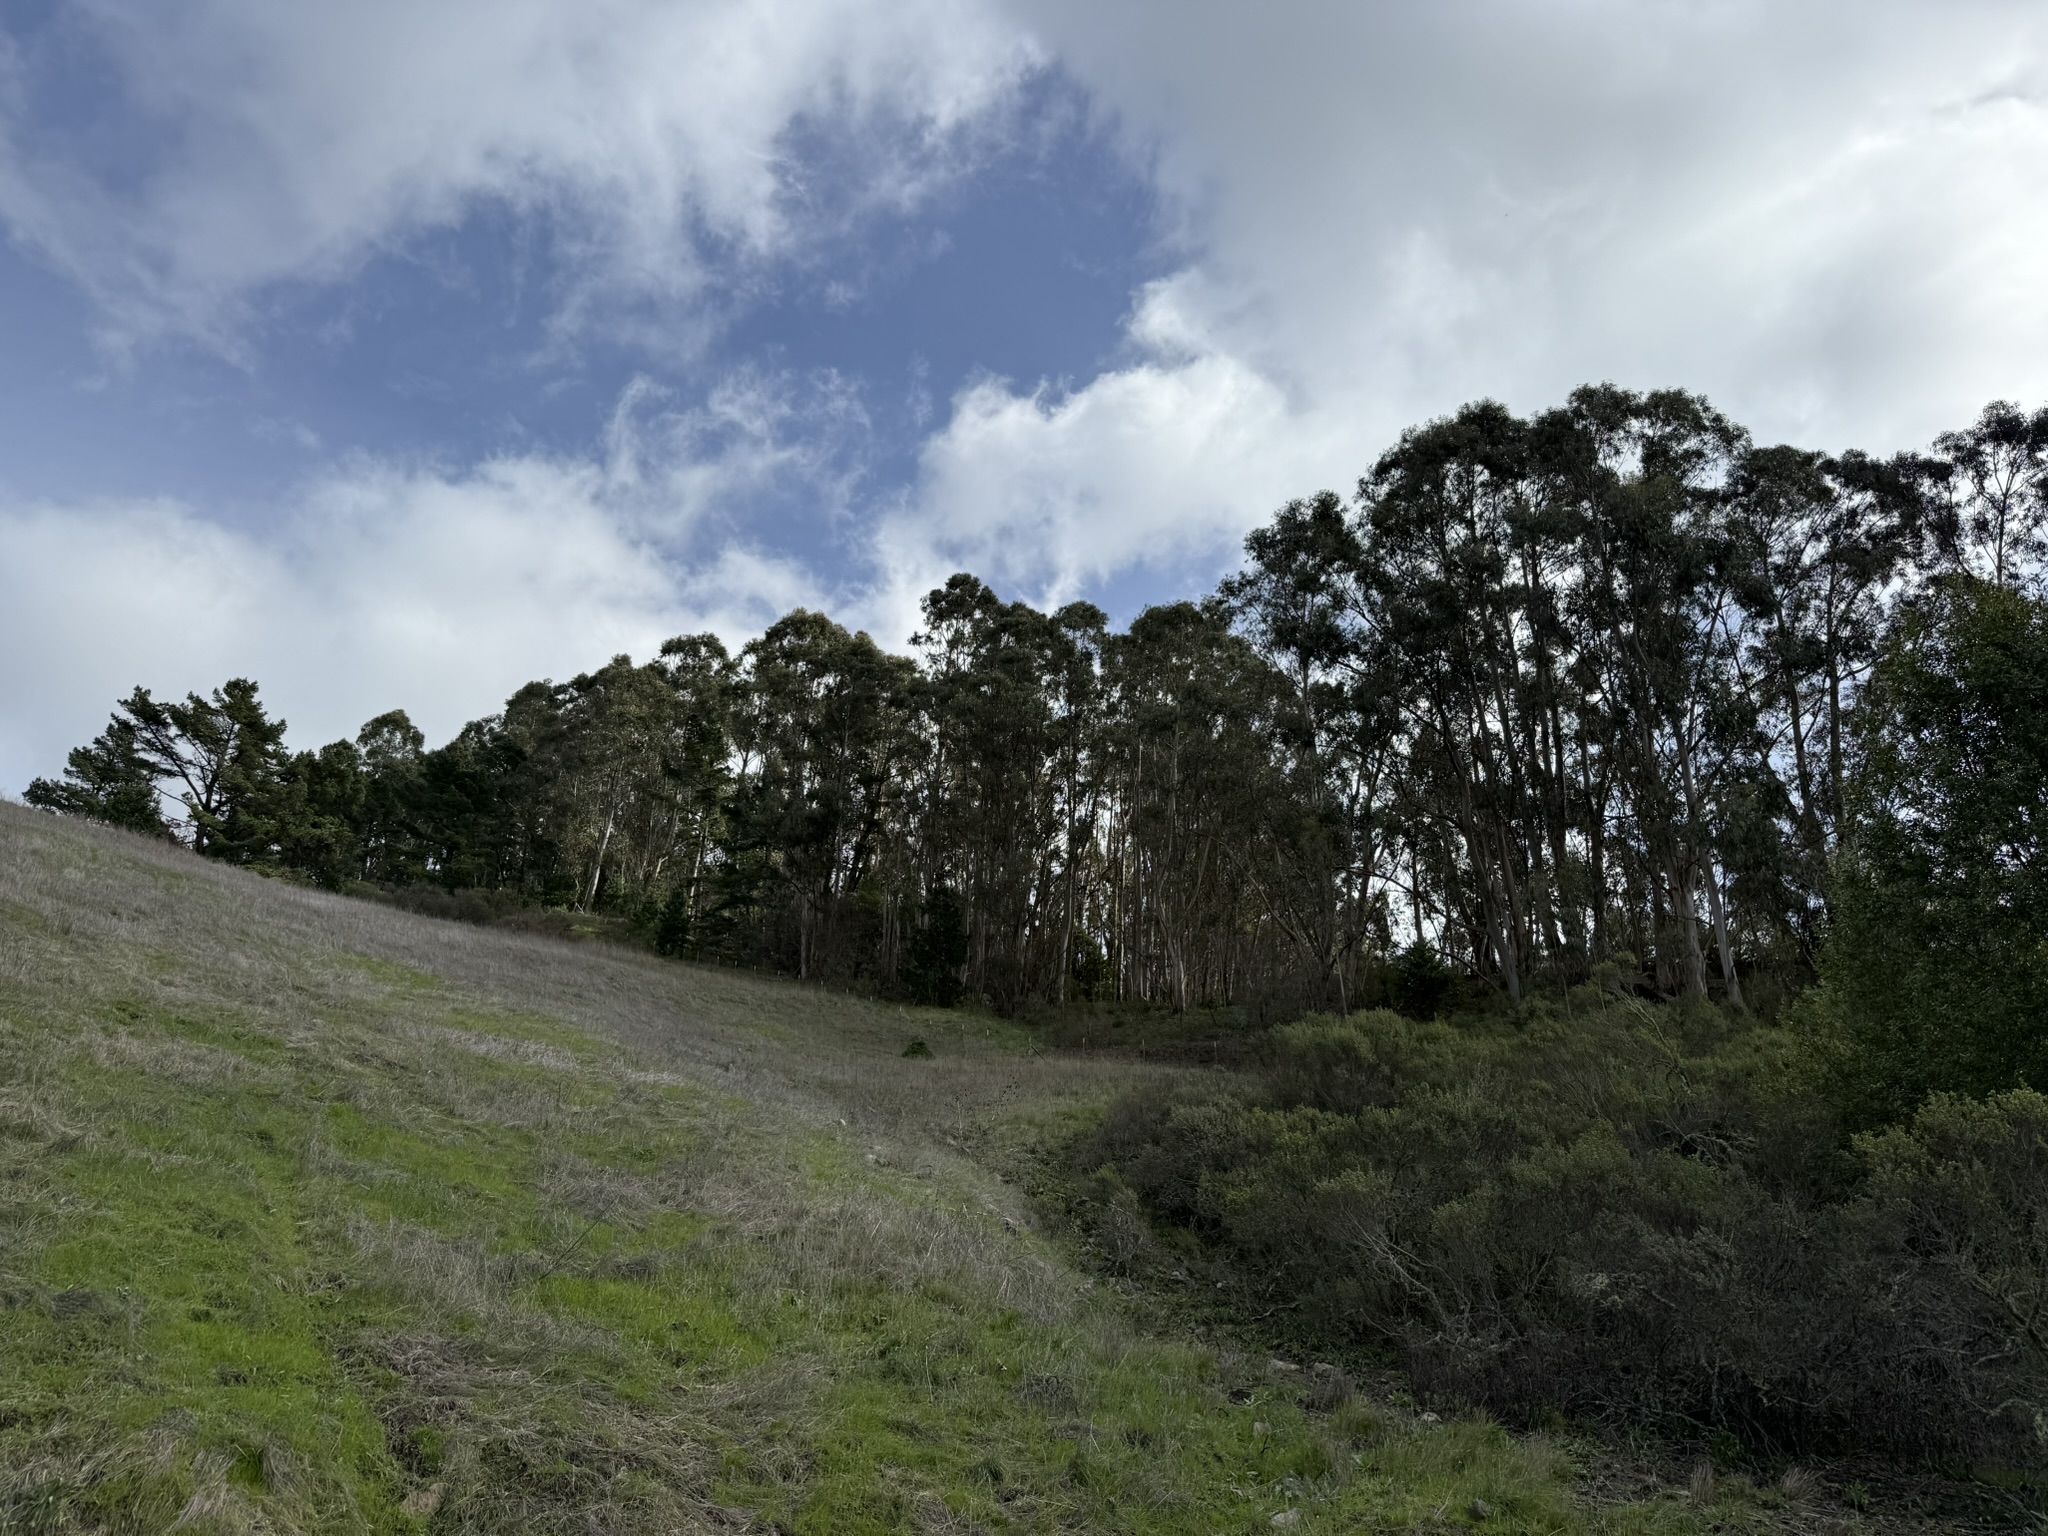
[1805,578,2048,1127]
[1078,1004,2048,1462]
[1854,1089,2048,1445]
[1387,941,1456,1021]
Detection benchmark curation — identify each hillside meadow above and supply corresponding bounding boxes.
[0,801,2018,1533]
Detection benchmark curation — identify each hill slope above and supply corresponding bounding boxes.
[1,803,1763,1533]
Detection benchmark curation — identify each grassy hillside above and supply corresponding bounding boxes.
[0,803,1951,1533]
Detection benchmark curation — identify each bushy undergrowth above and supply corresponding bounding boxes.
[1076,1000,2048,1465]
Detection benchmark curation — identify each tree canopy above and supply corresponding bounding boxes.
[29,389,2047,1081]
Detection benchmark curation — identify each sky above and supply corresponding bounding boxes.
[3,0,2047,791]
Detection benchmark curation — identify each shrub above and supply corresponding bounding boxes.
[1852,1090,2048,1452]
[652,886,693,956]
[1079,1004,2048,1462]
[1387,941,1456,1021]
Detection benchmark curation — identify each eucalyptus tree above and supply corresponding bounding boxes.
[1932,400,2048,589]
[730,610,917,980]
[912,576,1059,1004]
[540,657,675,910]
[644,634,741,943]
[1599,390,1747,997]
[1102,600,1277,1010]
[1048,600,1111,1003]
[1720,443,1931,971]
[1361,400,1545,1001]
[1723,443,1842,883]
[1226,490,1394,1010]
[33,386,2047,1019]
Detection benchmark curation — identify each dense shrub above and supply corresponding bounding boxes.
[1077,1004,2048,1462]
[1805,578,2048,1128]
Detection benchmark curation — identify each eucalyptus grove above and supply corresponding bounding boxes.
[33,388,2043,1014]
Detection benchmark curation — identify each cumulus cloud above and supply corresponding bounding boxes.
[0,0,1037,350]
[0,424,833,794]
[883,0,2048,602]
[1013,0,2048,435]
[870,278,1324,630]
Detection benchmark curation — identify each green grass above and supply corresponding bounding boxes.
[0,804,1847,1532]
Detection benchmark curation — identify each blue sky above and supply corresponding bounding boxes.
[0,64,1157,504]
[4,0,2047,789]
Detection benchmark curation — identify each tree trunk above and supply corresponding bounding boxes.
[1703,861,1743,1008]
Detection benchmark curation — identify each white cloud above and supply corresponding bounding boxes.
[0,432,831,795]
[603,368,873,532]
[1012,0,2048,428]
[884,0,2048,602]
[9,0,2048,745]
[0,0,1037,351]
[870,278,1324,632]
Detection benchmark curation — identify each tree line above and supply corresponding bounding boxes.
[29,385,2047,1018]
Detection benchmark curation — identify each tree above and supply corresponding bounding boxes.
[1932,400,2048,589]
[913,575,1075,1010]
[727,611,916,979]
[1226,491,1393,1011]
[1808,579,2048,1126]
[29,680,287,859]
[25,716,168,835]
[28,389,2043,1023]
[272,739,366,887]
[1103,600,1275,1011]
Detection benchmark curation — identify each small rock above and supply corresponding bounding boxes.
[399,1483,444,1518]
[1270,1512,1300,1529]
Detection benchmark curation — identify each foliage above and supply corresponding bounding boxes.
[24,387,2044,1024]
[1387,940,1456,1020]
[1077,1004,2048,1464]
[1805,578,2048,1126]
[29,681,291,854]
[24,717,166,836]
